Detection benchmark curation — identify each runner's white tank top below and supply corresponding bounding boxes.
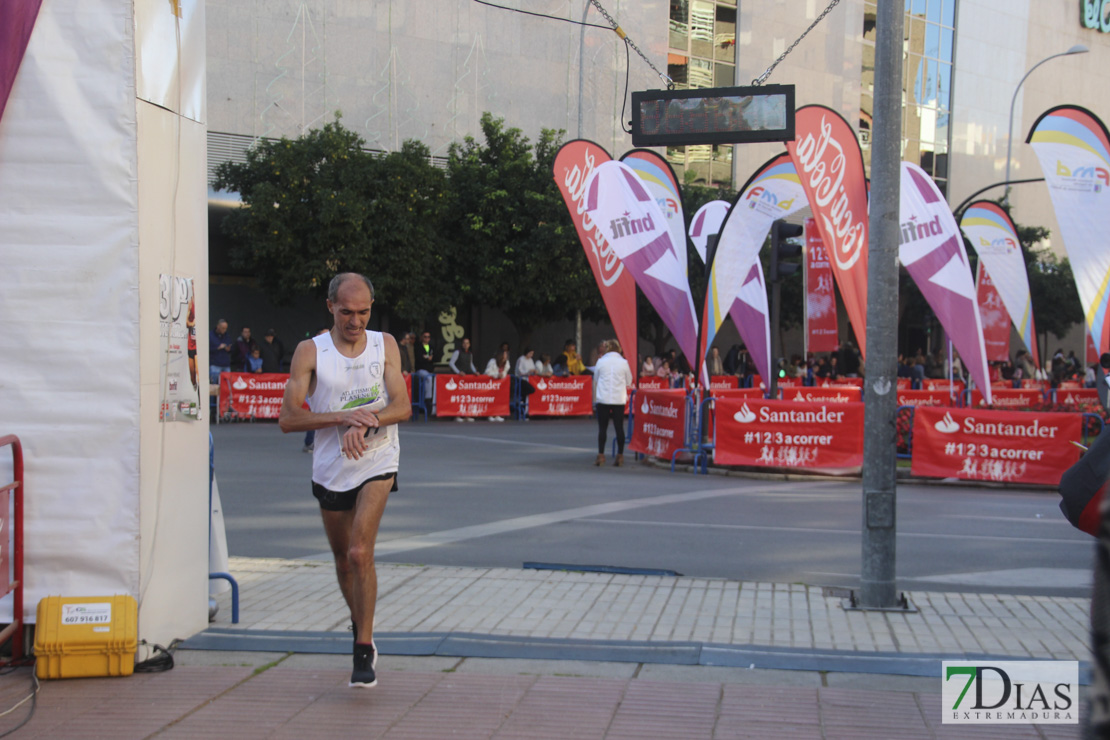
[307,330,399,491]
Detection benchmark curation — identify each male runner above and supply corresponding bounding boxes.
[279,273,409,688]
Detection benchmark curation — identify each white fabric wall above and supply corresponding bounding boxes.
[0,0,209,646]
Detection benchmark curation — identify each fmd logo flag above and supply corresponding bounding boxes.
[699,154,807,388]
[942,661,1078,724]
[1028,105,1110,354]
[961,201,1039,368]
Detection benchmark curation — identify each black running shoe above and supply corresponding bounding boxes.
[349,643,377,688]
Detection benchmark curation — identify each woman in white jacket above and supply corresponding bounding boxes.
[593,339,633,467]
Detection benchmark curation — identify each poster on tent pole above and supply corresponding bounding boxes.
[159,274,202,421]
[1027,105,1110,354]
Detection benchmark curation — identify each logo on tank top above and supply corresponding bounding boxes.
[344,363,365,372]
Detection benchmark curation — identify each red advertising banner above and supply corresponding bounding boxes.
[709,375,738,391]
[782,386,861,403]
[714,399,865,469]
[553,140,638,384]
[922,378,966,393]
[896,389,955,407]
[1057,388,1099,407]
[778,377,803,387]
[968,388,1045,409]
[911,406,1081,484]
[817,377,864,388]
[404,373,412,401]
[804,218,838,353]
[638,376,669,390]
[897,378,912,389]
[1021,379,1049,391]
[628,389,688,459]
[787,106,869,357]
[711,388,766,400]
[219,372,288,419]
[976,262,1011,362]
[527,376,593,416]
[435,375,510,418]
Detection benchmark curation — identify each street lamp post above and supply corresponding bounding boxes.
[1003,44,1088,204]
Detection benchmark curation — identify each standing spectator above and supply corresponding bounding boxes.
[398,332,416,374]
[498,341,513,370]
[706,346,724,376]
[209,319,233,383]
[839,340,861,377]
[515,347,538,377]
[484,349,510,422]
[247,347,264,373]
[233,326,259,372]
[449,337,478,375]
[555,340,586,376]
[593,339,633,467]
[414,330,435,399]
[258,329,284,373]
[641,354,657,376]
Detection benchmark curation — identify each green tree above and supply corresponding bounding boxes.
[446,113,602,343]
[212,118,456,324]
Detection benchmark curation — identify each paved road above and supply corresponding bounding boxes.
[212,418,1095,598]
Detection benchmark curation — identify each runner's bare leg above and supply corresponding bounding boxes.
[321,509,357,618]
[346,477,392,642]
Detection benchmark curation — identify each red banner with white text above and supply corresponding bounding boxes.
[628,390,687,459]
[804,218,838,353]
[219,372,288,419]
[553,140,638,384]
[1057,388,1099,408]
[968,388,1045,409]
[435,375,510,418]
[714,399,864,469]
[976,262,1011,362]
[782,386,861,403]
[527,376,593,416]
[710,375,739,391]
[911,406,1081,484]
[896,389,954,407]
[786,106,869,357]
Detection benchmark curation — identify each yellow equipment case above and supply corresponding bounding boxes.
[34,595,138,679]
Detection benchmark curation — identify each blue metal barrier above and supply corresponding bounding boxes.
[410,375,429,421]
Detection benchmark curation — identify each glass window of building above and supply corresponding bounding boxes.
[665,0,737,188]
[860,0,955,196]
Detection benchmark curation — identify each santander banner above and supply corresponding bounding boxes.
[786,106,869,356]
[782,387,861,403]
[1057,388,1099,407]
[553,140,638,382]
[900,161,991,405]
[1028,106,1110,353]
[805,217,838,353]
[526,376,593,416]
[435,375,510,418]
[896,389,955,407]
[962,201,1038,366]
[968,388,1044,409]
[714,399,864,469]
[219,372,288,419]
[703,153,806,387]
[709,375,739,391]
[975,262,1012,362]
[628,389,687,459]
[584,160,700,368]
[911,407,1081,484]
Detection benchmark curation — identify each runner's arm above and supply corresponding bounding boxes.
[278,339,380,433]
[375,333,410,427]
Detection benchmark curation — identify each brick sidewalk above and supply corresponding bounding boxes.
[213,557,1090,662]
[0,661,1085,739]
